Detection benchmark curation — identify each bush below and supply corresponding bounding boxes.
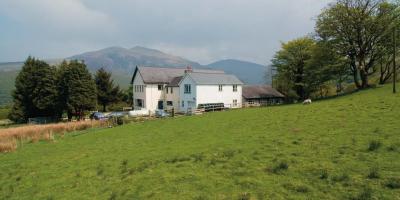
[385,178,400,189]
[320,169,329,179]
[367,167,379,179]
[350,186,373,200]
[368,140,381,151]
[270,161,289,174]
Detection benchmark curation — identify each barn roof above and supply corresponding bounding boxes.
[131,66,224,84]
[242,85,285,99]
[186,72,244,85]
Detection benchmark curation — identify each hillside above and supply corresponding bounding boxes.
[68,46,202,73]
[207,59,269,84]
[0,85,399,199]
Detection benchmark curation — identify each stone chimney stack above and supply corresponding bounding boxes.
[184,66,193,74]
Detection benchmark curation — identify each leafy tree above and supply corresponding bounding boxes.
[8,57,59,123]
[94,68,122,112]
[58,60,97,120]
[122,85,133,106]
[306,41,349,96]
[272,37,315,100]
[316,0,399,89]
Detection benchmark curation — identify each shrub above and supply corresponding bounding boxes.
[385,178,400,189]
[270,161,289,174]
[320,169,329,179]
[367,167,379,179]
[368,140,381,151]
[350,186,373,200]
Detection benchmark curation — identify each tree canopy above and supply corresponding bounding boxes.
[95,68,122,112]
[9,57,59,123]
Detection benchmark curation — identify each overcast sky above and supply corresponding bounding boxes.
[0,0,332,65]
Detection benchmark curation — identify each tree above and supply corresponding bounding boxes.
[94,68,122,112]
[8,57,59,123]
[316,0,398,89]
[58,60,97,121]
[305,41,349,96]
[271,37,316,100]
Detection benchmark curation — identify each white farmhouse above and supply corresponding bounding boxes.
[130,66,243,113]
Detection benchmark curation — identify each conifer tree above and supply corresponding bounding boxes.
[94,68,121,112]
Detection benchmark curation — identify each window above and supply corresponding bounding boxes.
[136,99,144,108]
[166,87,169,94]
[170,87,173,94]
[233,85,238,92]
[219,85,223,92]
[134,85,144,93]
[182,101,185,107]
[158,85,163,91]
[167,101,173,106]
[233,99,238,107]
[184,84,191,94]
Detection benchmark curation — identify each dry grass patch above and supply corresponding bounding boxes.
[0,120,107,152]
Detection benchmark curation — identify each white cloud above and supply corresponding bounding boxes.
[0,0,332,63]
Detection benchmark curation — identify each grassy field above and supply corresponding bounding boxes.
[0,107,10,120]
[0,85,399,199]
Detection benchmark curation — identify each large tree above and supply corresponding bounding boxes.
[8,57,59,122]
[316,0,398,89]
[95,68,122,112]
[272,37,316,100]
[58,60,97,121]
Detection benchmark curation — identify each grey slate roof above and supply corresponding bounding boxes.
[131,66,224,84]
[167,76,183,87]
[242,85,285,99]
[187,72,244,85]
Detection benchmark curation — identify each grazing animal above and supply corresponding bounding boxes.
[303,99,312,105]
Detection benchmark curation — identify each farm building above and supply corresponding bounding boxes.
[131,66,243,113]
[242,85,284,107]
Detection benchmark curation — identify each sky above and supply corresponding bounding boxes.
[0,0,332,65]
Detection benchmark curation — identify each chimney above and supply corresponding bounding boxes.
[184,66,193,74]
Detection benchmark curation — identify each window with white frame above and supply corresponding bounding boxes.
[167,101,173,106]
[233,85,238,92]
[158,85,163,91]
[166,87,169,94]
[184,84,191,94]
[218,85,223,92]
[233,99,238,107]
[182,100,185,107]
[170,87,173,94]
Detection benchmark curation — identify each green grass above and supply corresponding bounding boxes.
[0,107,10,120]
[0,85,399,199]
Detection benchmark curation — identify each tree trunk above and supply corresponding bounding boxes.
[353,69,361,89]
[103,104,106,112]
[360,69,369,88]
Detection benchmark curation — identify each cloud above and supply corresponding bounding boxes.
[0,0,117,40]
[0,0,332,63]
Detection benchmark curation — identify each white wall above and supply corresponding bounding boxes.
[196,85,242,108]
[179,75,197,112]
[165,86,180,111]
[132,73,146,109]
[145,84,164,112]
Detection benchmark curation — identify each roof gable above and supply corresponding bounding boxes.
[131,66,224,84]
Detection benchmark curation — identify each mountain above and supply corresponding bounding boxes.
[207,59,269,84]
[68,46,202,73]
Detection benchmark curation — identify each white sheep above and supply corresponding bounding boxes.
[303,99,312,105]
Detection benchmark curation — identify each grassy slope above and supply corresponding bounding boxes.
[0,85,399,199]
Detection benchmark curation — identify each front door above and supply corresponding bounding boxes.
[158,100,164,110]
